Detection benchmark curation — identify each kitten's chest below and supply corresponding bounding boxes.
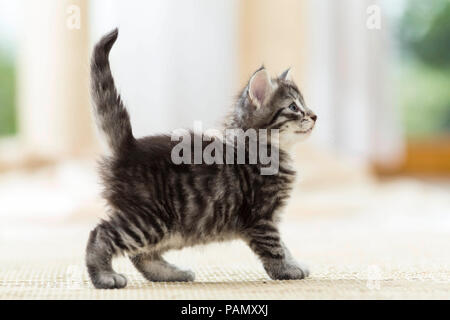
[260,158,296,192]
[260,171,296,197]
[250,166,296,220]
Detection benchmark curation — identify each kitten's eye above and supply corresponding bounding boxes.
[288,103,299,112]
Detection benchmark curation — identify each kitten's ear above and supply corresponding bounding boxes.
[280,68,292,81]
[248,67,273,108]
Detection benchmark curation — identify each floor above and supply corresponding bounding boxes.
[1,157,449,299]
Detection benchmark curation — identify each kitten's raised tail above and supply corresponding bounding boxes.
[91,28,135,154]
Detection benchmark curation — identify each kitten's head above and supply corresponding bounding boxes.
[228,66,317,149]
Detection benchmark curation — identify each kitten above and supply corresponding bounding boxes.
[86,29,317,289]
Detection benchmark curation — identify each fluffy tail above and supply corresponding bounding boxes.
[91,28,134,154]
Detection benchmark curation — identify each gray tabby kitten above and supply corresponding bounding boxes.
[87,29,317,289]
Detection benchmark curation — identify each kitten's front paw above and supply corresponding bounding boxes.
[92,272,128,289]
[266,262,310,280]
[177,270,196,282]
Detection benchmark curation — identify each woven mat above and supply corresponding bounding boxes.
[2,262,449,299]
[1,177,450,299]
[1,221,449,299]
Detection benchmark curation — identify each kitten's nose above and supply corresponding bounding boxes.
[310,114,317,122]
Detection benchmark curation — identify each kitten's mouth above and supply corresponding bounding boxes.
[295,128,313,134]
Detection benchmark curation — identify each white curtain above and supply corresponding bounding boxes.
[91,0,238,138]
[306,0,404,165]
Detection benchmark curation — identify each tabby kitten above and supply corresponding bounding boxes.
[87,29,317,289]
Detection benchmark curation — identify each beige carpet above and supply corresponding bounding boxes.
[1,223,449,299]
[1,153,450,299]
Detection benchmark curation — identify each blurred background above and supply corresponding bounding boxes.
[0,0,449,298]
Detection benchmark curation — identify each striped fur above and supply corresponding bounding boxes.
[86,29,316,289]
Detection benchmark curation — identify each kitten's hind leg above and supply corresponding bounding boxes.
[130,252,195,282]
[86,224,128,289]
